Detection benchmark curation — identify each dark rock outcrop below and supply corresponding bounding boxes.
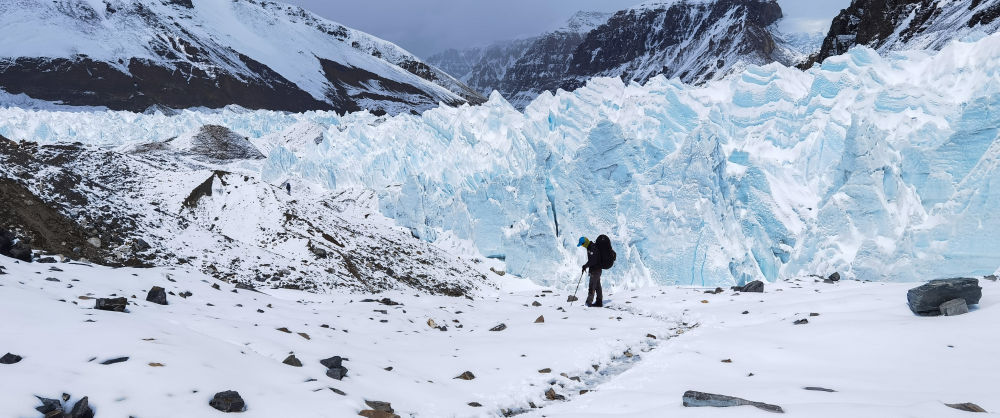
[209,390,246,413]
[146,286,168,305]
[321,356,349,380]
[0,352,22,364]
[907,278,982,316]
[682,390,784,413]
[805,0,1000,66]
[95,297,128,312]
[732,280,765,293]
[186,125,265,161]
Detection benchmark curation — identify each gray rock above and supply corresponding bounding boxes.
[907,278,982,316]
[100,356,129,365]
[68,396,94,418]
[146,286,168,305]
[793,319,808,325]
[282,354,302,367]
[326,366,348,380]
[454,371,475,380]
[365,400,393,412]
[940,298,970,316]
[946,402,987,412]
[320,356,344,369]
[828,272,841,282]
[132,238,151,252]
[489,323,507,331]
[803,387,836,392]
[87,237,101,248]
[682,390,784,413]
[0,352,22,364]
[35,396,62,414]
[731,280,764,293]
[95,297,128,312]
[209,390,245,412]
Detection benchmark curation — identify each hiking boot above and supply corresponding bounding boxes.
[593,302,603,307]
[585,302,593,307]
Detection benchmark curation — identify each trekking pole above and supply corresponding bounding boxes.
[567,271,585,306]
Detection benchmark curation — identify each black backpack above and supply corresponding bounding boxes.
[594,235,616,269]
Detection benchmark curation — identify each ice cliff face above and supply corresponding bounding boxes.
[4,34,1000,288]
[806,0,1000,65]
[0,0,484,114]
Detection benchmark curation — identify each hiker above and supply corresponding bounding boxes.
[579,235,616,307]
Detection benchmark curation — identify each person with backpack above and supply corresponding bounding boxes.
[578,235,615,307]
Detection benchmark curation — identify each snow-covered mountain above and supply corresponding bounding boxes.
[806,0,1000,65]
[429,1,797,109]
[0,0,484,114]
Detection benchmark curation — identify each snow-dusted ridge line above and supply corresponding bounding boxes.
[3,34,1000,288]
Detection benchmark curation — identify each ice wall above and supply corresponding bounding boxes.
[3,34,1000,288]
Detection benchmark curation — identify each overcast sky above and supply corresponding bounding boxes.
[284,0,851,58]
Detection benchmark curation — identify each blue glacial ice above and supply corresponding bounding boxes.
[3,34,1000,288]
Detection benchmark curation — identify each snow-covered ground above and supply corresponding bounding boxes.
[1,257,995,417]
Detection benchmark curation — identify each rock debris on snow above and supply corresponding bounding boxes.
[907,278,982,316]
[0,352,22,364]
[682,390,784,413]
[209,390,246,413]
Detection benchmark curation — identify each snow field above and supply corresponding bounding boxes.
[0,259,668,417]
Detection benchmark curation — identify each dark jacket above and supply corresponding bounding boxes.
[583,244,601,271]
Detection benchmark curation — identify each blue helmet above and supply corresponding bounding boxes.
[578,236,590,247]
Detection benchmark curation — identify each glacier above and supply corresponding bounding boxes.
[3,34,1000,288]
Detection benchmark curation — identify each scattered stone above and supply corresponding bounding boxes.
[365,400,393,412]
[94,297,127,312]
[359,298,402,306]
[907,278,982,316]
[0,352,22,364]
[209,390,246,413]
[531,301,541,307]
[282,354,302,367]
[179,291,192,298]
[35,396,62,414]
[468,402,482,407]
[69,396,94,418]
[544,388,565,401]
[567,295,578,302]
[322,355,349,380]
[940,298,970,316]
[146,286,168,305]
[320,356,345,369]
[704,287,724,294]
[86,238,101,248]
[742,310,750,314]
[809,312,820,317]
[534,315,545,323]
[212,283,221,290]
[276,327,291,333]
[646,333,657,339]
[538,368,551,373]
[793,319,809,325]
[700,300,709,303]
[101,356,129,365]
[298,332,310,340]
[828,272,841,282]
[455,371,475,380]
[985,275,997,282]
[721,359,732,363]
[489,323,507,332]
[329,387,346,396]
[148,362,165,367]
[426,319,438,328]
[682,390,783,413]
[731,280,765,293]
[358,410,399,418]
[804,387,836,392]
[45,277,60,282]
[37,257,57,263]
[946,402,987,413]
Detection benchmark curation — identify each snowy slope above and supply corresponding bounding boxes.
[3,34,1000,289]
[807,0,1000,65]
[0,0,484,114]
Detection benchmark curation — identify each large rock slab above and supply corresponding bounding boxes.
[907,278,982,316]
[682,390,784,413]
[731,280,764,293]
[95,297,128,312]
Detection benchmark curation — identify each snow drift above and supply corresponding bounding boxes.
[3,33,1000,288]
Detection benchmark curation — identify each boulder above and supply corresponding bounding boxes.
[544,388,565,401]
[320,356,344,369]
[940,299,970,316]
[682,390,784,413]
[326,366,348,380]
[0,228,33,262]
[907,278,982,316]
[946,402,987,412]
[454,371,475,380]
[146,286,168,305]
[0,352,22,364]
[489,323,507,332]
[35,396,62,414]
[731,280,764,293]
[68,396,94,418]
[209,390,245,413]
[534,315,545,323]
[282,354,302,367]
[828,272,841,282]
[95,297,128,312]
